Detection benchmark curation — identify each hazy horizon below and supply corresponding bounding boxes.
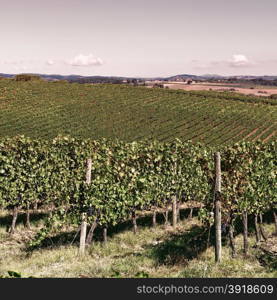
[1,0,277,77]
[2,71,277,79]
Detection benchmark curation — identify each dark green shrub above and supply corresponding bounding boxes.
[269,94,277,99]
[14,74,42,82]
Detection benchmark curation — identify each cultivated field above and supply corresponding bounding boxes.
[0,79,276,278]
[164,82,277,97]
[0,80,276,145]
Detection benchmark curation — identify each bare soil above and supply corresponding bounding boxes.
[164,82,277,97]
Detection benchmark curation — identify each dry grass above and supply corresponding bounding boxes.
[0,210,276,278]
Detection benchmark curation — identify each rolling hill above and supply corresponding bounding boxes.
[0,79,276,145]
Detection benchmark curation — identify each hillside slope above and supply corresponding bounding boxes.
[0,80,276,145]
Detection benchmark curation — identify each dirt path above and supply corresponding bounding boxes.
[253,124,276,141]
[263,130,276,142]
[244,128,260,140]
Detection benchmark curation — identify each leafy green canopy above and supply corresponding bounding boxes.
[0,136,275,246]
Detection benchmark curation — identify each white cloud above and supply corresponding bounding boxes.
[192,54,255,70]
[66,53,103,67]
[229,54,251,67]
[46,59,54,66]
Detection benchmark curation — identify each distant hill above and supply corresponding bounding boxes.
[165,74,206,81]
[0,73,14,78]
[1,72,277,84]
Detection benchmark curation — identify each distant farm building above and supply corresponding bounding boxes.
[186,79,193,85]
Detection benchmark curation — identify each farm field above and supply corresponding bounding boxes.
[164,82,277,97]
[0,80,276,279]
[1,0,277,285]
[0,80,276,145]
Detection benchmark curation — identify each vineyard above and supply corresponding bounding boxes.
[0,136,276,273]
[0,80,276,277]
[0,80,276,145]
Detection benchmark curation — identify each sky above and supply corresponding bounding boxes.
[1,0,277,77]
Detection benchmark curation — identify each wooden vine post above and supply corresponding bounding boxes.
[164,207,169,225]
[214,152,222,263]
[172,160,177,229]
[103,227,107,244]
[273,210,277,236]
[132,211,138,234]
[79,158,92,256]
[25,203,31,229]
[242,210,248,255]
[176,201,180,222]
[254,214,261,242]
[228,212,236,258]
[172,195,177,229]
[152,209,157,227]
[9,206,19,235]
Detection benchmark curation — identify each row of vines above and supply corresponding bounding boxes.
[0,136,276,255]
[1,81,276,145]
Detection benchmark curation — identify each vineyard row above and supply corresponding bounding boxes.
[0,136,276,251]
